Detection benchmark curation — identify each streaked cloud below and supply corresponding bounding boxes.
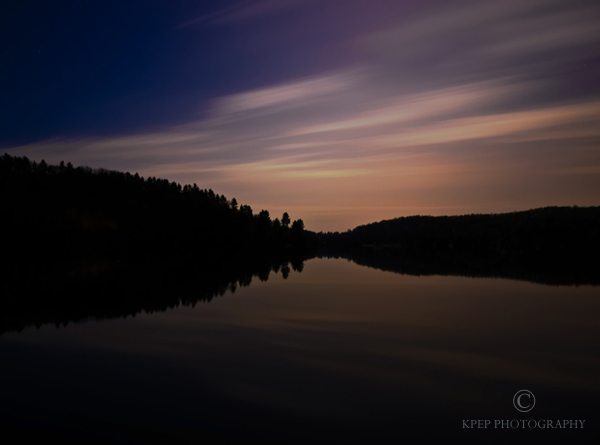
[179,0,312,28]
[5,0,600,231]
[370,101,600,148]
[287,81,525,137]
[215,71,359,114]
[7,66,600,230]
[360,0,600,96]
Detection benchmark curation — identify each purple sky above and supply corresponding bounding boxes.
[3,0,600,231]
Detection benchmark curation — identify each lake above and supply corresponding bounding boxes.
[1,257,598,443]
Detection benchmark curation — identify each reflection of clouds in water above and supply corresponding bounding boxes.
[4,258,600,423]
[114,259,600,402]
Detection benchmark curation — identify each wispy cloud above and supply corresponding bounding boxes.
[179,0,312,28]
[287,81,525,137]
[360,0,600,93]
[215,71,359,114]
[367,101,600,148]
[7,66,600,230]
[6,1,600,231]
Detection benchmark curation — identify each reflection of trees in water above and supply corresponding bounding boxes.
[312,249,600,286]
[0,253,306,335]
[3,153,598,334]
[0,153,310,334]
[310,206,600,286]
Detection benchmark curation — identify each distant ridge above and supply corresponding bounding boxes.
[1,152,598,294]
[319,205,600,251]
[311,206,600,285]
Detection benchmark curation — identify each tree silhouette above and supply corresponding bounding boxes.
[240,204,253,216]
[0,152,321,328]
[291,219,304,232]
[258,209,271,223]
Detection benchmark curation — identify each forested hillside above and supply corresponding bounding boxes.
[317,207,600,255]
[312,207,600,285]
[0,153,307,299]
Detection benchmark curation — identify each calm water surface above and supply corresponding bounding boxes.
[1,258,599,443]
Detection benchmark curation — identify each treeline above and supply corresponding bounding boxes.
[0,153,307,299]
[311,207,600,285]
[315,207,600,255]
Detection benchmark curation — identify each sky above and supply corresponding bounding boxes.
[2,0,600,232]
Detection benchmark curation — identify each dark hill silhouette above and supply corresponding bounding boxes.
[0,153,307,299]
[311,207,600,285]
[2,153,598,335]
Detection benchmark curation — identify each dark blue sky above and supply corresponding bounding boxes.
[3,0,600,231]
[2,0,386,144]
[2,1,249,142]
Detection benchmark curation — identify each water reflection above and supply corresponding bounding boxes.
[312,249,600,286]
[1,258,599,443]
[4,246,597,336]
[0,255,306,335]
